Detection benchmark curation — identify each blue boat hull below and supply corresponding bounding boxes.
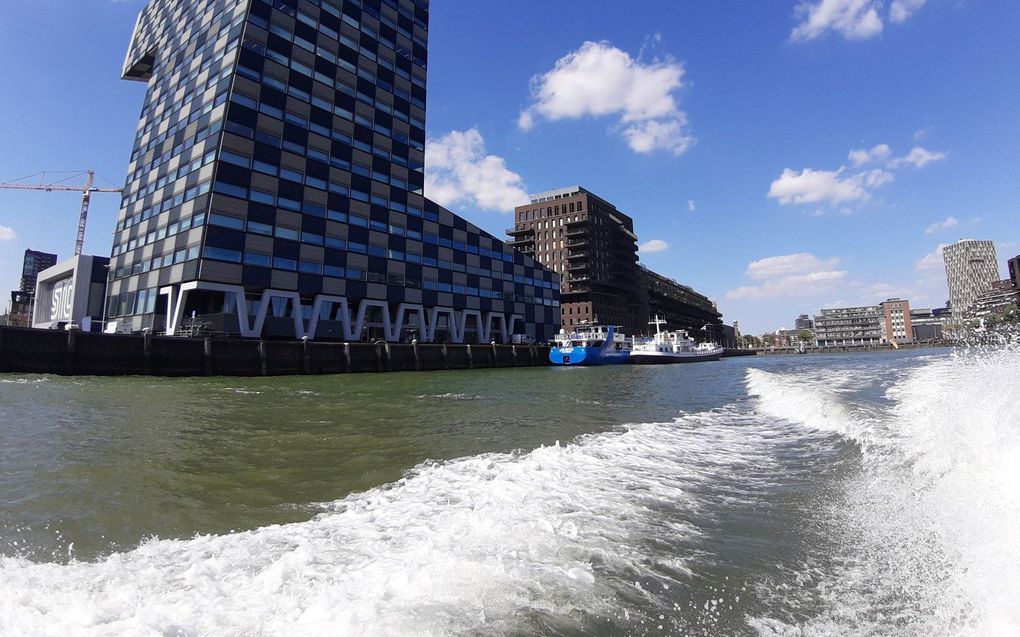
[549,345,631,366]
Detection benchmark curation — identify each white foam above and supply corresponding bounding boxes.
[746,347,1020,636]
[0,408,784,636]
[414,392,482,401]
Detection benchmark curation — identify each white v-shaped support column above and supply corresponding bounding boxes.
[457,309,486,343]
[393,303,427,341]
[426,306,459,343]
[351,299,397,342]
[306,295,351,340]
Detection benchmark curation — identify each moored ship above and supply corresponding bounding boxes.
[630,318,723,364]
[549,324,633,366]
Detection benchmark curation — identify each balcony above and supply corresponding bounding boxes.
[567,262,589,272]
[506,226,534,236]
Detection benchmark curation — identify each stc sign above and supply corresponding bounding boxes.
[49,277,75,322]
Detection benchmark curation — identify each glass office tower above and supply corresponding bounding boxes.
[107,0,560,343]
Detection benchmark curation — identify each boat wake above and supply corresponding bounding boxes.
[0,404,795,635]
[746,347,1020,636]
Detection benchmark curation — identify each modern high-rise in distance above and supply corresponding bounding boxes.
[19,249,59,295]
[942,239,999,318]
[509,186,721,337]
[106,0,559,343]
[7,249,58,327]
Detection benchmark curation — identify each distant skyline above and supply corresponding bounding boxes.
[1,0,1018,333]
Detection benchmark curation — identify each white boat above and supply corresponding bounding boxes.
[630,317,723,364]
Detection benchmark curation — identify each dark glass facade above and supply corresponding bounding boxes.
[107,0,560,343]
[20,249,58,294]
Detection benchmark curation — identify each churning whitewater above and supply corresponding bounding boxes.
[1,348,1017,636]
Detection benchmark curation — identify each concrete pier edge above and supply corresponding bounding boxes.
[0,326,552,377]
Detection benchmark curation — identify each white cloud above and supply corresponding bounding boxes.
[924,216,958,235]
[791,0,929,42]
[863,169,894,187]
[769,142,945,210]
[687,200,696,212]
[889,0,927,23]
[917,243,949,270]
[746,253,841,280]
[848,143,891,166]
[424,128,529,213]
[889,146,947,168]
[638,239,670,254]
[727,252,847,300]
[0,225,14,241]
[767,167,874,206]
[622,117,694,156]
[791,0,883,41]
[519,41,694,155]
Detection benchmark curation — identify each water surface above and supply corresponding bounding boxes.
[1,348,1017,635]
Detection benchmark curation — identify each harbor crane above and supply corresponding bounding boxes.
[0,170,123,256]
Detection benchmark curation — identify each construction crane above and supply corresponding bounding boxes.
[0,169,123,256]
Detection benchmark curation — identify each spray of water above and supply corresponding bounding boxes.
[747,346,1020,636]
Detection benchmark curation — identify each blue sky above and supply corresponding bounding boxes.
[1,0,1018,333]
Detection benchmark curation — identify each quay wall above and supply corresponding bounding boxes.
[754,342,949,356]
[0,327,552,377]
[721,348,756,357]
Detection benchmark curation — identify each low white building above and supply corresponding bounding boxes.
[32,255,110,331]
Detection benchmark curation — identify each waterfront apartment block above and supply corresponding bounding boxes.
[967,280,1020,319]
[106,0,559,343]
[508,186,721,336]
[880,298,912,343]
[637,265,722,338]
[509,186,640,331]
[812,305,883,347]
[943,239,998,318]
